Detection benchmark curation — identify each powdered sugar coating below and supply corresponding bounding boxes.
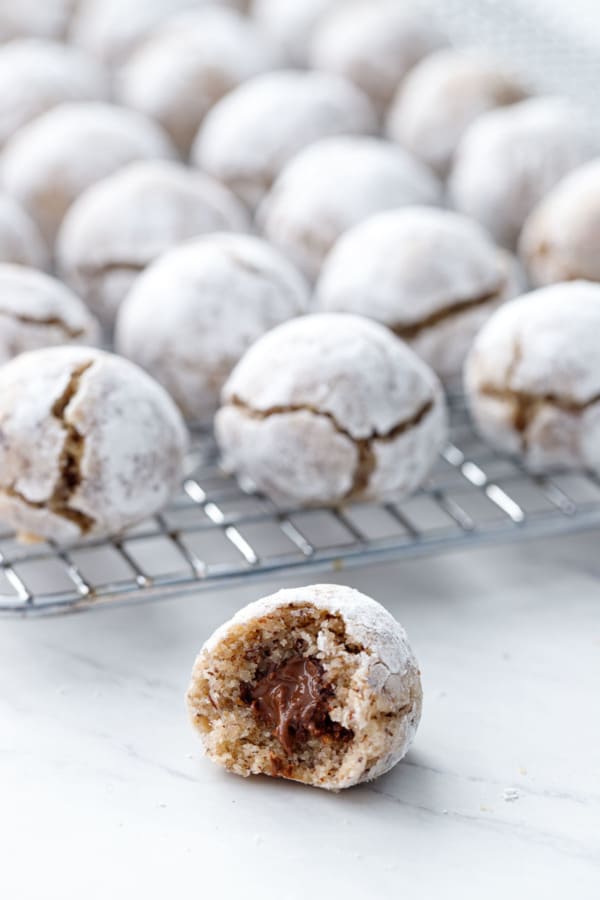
[57,160,248,325]
[309,0,446,116]
[0,194,48,270]
[0,39,109,150]
[251,0,341,66]
[0,346,188,542]
[464,281,600,472]
[216,313,447,505]
[387,48,527,177]
[448,97,596,250]
[316,206,523,379]
[191,69,377,210]
[116,233,309,421]
[118,7,280,157]
[520,159,600,286]
[0,0,75,42]
[0,102,175,246]
[196,583,423,788]
[258,136,441,283]
[0,263,100,364]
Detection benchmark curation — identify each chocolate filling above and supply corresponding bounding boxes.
[240,656,353,755]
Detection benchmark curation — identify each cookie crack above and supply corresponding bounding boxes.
[391,281,505,341]
[0,309,86,340]
[228,395,434,498]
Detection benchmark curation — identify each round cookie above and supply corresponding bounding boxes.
[0,0,75,42]
[0,102,175,246]
[316,207,522,380]
[57,160,248,326]
[448,97,595,250]
[258,136,441,283]
[387,48,527,177]
[0,194,48,270]
[0,264,100,364]
[191,69,377,210]
[115,233,309,421]
[309,0,446,116]
[215,313,447,506]
[187,583,423,790]
[464,281,600,473]
[0,38,109,151]
[0,346,188,543]
[251,0,342,67]
[118,7,280,157]
[519,159,600,286]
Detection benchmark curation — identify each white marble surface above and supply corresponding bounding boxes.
[1,531,599,899]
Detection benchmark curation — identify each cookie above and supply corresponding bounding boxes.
[251,0,341,67]
[0,194,48,270]
[187,584,422,790]
[0,0,75,42]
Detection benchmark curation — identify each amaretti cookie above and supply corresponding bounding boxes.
[387,49,527,177]
[0,102,175,245]
[187,583,422,790]
[316,207,522,380]
[215,313,447,505]
[191,69,377,210]
[0,264,100,364]
[0,0,75,42]
[0,38,109,150]
[0,194,48,270]
[519,159,600,287]
[251,0,341,67]
[57,160,248,326]
[308,0,446,116]
[115,233,309,421]
[448,97,595,250]
[258,136,441,283]
[464,281,600,473]
[118,7,280,157]
[0,346,188,542]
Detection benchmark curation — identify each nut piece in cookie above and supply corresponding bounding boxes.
[215,313,447,506]
[0,346,188,542]
[186,584,422,790]
[464,281,600,473]
[316,206,523,381]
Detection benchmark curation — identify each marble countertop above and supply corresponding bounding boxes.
[1,530,599,899]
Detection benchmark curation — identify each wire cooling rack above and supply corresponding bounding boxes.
[3,400,600,617]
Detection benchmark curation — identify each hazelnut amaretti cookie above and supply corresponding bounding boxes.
[0,346,188,542]
[187,584,422,790]
[465,281,600,473]
[215,313,447,505]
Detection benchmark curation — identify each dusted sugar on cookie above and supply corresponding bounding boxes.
[116,233,309,421]
[308,0,446,116]
[118,7,280,157]
[448,97,595,250]
[191,69,377,210]
[0,264,100,364]
[0,194,48,270]
[520,160,600,287]
[0,102,175,246]
[316,207,522,380]
[258,135,441,283]
[251,0,341,66]
[187,584,422,790]
[387,48,527,177]
[215,313,447,506]
[0,38,109,150]
[0,0,75,42]
[57,160,248,326]
[0,346,188,542]
[464,281,600,473]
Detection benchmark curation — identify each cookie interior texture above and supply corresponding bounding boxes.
[187,603,411,789]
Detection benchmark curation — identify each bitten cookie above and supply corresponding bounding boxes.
[448,97,595,249]
[0,264,100,363]
[258,135,441,283]
[464,281,600,473]
[191,69,376,209]
[215,313,447,505]
[316,206,522,380]
[57,159,248,325]
[187,584,422,790]
[0,346,188,542]
[116,233,309,421]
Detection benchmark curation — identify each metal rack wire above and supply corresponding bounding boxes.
[3,400,600,617]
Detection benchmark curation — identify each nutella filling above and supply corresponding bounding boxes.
[241,656,353,755]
